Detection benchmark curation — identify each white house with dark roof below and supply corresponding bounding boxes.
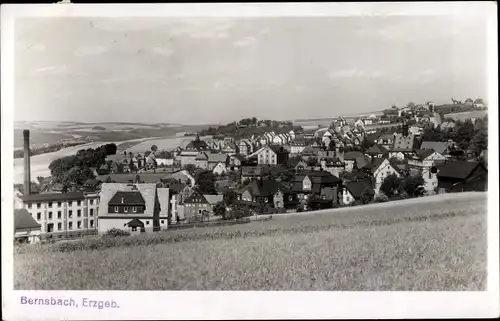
[15,209,41,244]
[98,183,169,233]
[363,158,401,195]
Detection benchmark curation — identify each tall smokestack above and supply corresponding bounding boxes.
[23,129,31,195]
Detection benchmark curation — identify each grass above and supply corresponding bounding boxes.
[14,192,487,291]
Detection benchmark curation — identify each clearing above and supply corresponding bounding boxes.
[14,192,487,291]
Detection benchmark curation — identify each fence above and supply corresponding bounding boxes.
[168,218,251,230]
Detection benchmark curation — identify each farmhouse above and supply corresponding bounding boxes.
[291,170,342,204]
[238,179,296,209]
[365,144,389,159]
[437,161,488,193]
[180,189,214,222]
[98,183,169,233]
[249,145,289,166]
[341,180,374,205]
[344,151,369,172]
[363,158,401,195]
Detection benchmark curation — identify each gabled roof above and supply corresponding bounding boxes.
[126,218,144,228]
[195,152,208,161]
[240,179,291,197]
[366,144,389,155]
[320,157,344,167]
[15,209,41,231]
[241,165,270,176]
[183,189,209,204]
[99,183,158,216]
[344,151,365,160]
[207,152,229,163]
[420,141,451,154]
[413,149,437,161]
[437,161,487,180]
[109,191,146,206]
[292,170,342,193]
[231,154,246,162]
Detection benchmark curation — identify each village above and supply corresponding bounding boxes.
[14,99,488,244]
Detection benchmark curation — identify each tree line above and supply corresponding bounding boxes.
[14,141,87,159]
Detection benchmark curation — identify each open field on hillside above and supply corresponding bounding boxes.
[14,193,487,290]
[122,135,212,153]
[444,110,488,121]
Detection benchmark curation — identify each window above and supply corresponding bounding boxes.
[57,223,62,231]
[288,195,293,201]
[114,207,119,213]
[37,213,41,220]
[48,212,53,219]
[48,202,53,208]
[57,211,61,219]
[27,203,32,209]
[90,220,94,228]
[77,210,81,217]
[124,207,128,213]
[90,209,94,217]
[37,203,41,209]
[90,199,94,205]
[133,207,137,213]
[58,202,62,207]
[77,221,81,229]
[199,210,202,214]
[429,171,432,179]
[69,222,73,230]
[77,200,82,206]
[68,201,73,206]
[161,220,164,224]
[146,221,150,225]
[68,210,73,218]
[131,227,137,232]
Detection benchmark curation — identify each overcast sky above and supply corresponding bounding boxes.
[14,16,488,125]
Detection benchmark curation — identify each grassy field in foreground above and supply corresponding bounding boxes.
[14,193,487,290]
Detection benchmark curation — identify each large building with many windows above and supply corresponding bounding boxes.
[21,191,100,238]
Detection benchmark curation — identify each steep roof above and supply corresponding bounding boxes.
[269,144,287,154]
[183,189,209,204]
[392,133,415,150]
[344,151,365,160]
[109,191,146,206]
[366,144,389,155]
[15,209,41,231]
[241,166,270,176]
[195,152,208,161]
[99,183,158,216]
[203,194,223,205]
[168,183,188,194]
[292,170,342,193]
[413,149,436,161]
[437,161,486,180]
[420,141,451,154]
[240,179,291,197]
[207,152,229,163]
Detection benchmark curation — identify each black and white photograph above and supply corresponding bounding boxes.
[2,2,498,320]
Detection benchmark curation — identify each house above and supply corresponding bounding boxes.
[228,154,245,171]
[238,140,252,156]
[164,170,195,186]
[249,145,289,166]
[409,125,422,136]
[212,162,228,175]
[290,139,306,154]
[195,152,209,169]
[344,151,369,172]
[184,134,209,152]
[180,189,214,222]
[237,179,296,209]
[407,149,446,192]
[363,118,373,126]
[168,183,193,223]
[241,166,270,183]
[98,183,168,233]
[392,124,416,150]
[222,142,239,155]
[83,179,102,192]
[272,134,285,145]
[440,121,456,131]
[319,157,345,177]
[420,141,455,155]
[341,180,374,205]
[289,130,296,141]
[21,191,100,237]
[206,152,229,170]
[14,209,41,244]
[291,170,342,205]
[362,158,402,195]
[365,144,389,159]
[287,157,309,171]
[437,161,487,193]
[388,148,415,161]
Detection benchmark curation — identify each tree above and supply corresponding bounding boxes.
[472,129,488,156]
[407,102,416,109]
[360,189,374,204]
[400,175,425,197]
[223,190,238,206]
[151,145,158,152]
[307,157,318,167]
[184,164,196,176]
[195,171,217,194]
[213,201,226,219]
[278,168,296,184]
[380,174,402,198]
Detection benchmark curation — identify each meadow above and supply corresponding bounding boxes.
[14,192,487,291]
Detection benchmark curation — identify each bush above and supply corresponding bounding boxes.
[374,194,389,203]
[104,228,131,238]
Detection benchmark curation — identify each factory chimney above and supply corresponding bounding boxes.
[23,129,31,195]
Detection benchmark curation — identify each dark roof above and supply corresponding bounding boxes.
[241,166,270,176]
[96,173,167,184]
[392,133,416,150]
[109,191,146,206]
[292,170,342,193]
[22,192,85,202]
[240,180,291,197]
[232,154,246,162]
[185,138,209,151]
[268,144,287,154]
[366,144,389,155]
[413,149,436,161]
[420,141,451,154]
[15,209,41,231]
[126,218,144,228]
[344,151,365,160]
[363,158,401,175]
[183,189,209,204]
[344,180,374,199]
[168,183,188,193]
[320,157,344,166]
[437,161,487,180]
